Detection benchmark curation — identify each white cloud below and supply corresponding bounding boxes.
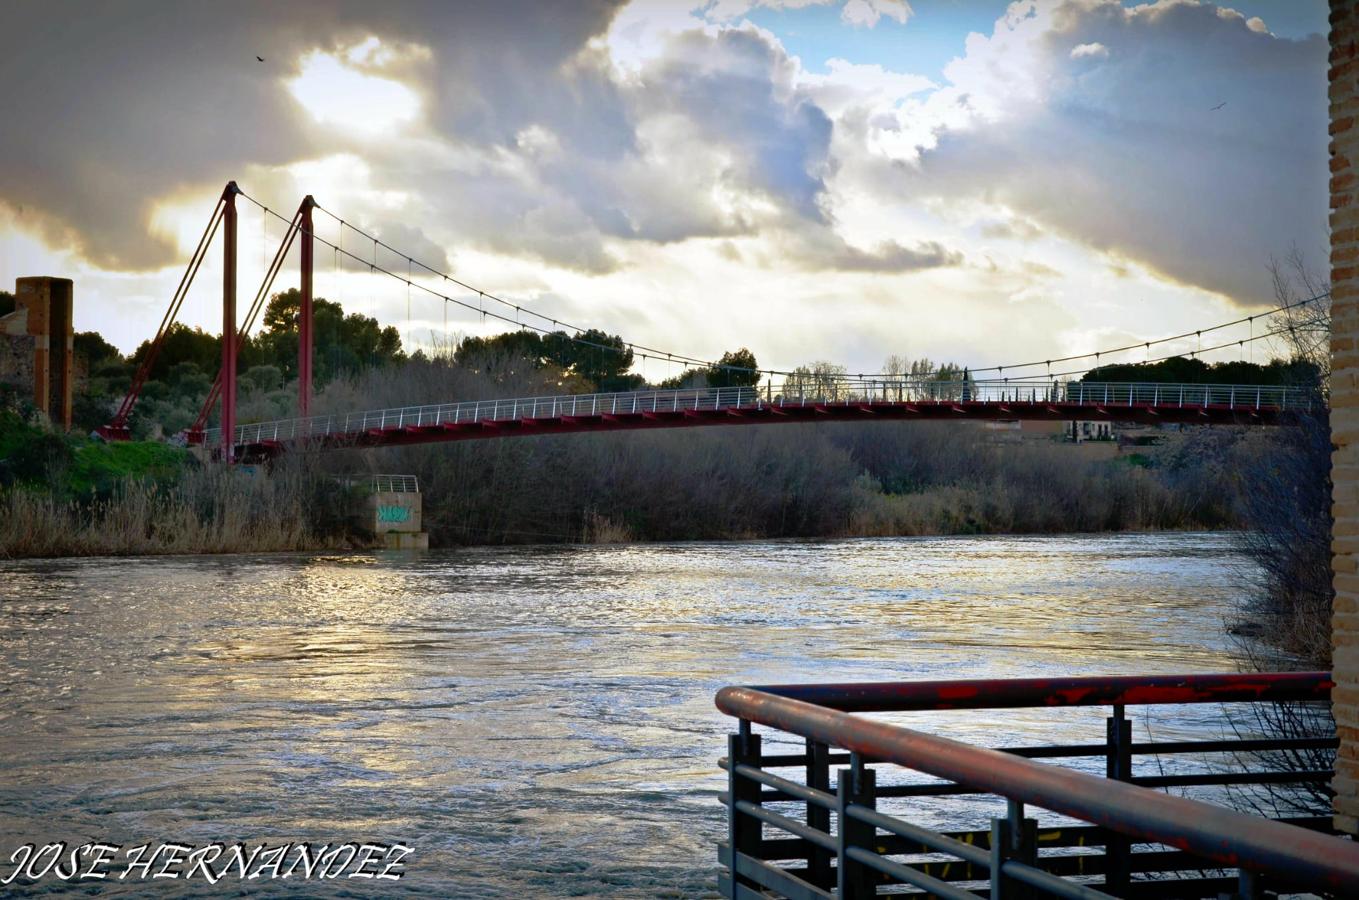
[703,0,911,29]
[799,58,935,114]
[841,0,912,28]
[1069,41,1108,60]
[705,0,830,21]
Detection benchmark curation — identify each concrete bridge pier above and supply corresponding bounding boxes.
[367,474,428,550]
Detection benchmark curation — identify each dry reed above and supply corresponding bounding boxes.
[0,464,352,559]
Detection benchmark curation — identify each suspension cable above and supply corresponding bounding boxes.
[109,194,226,428]
[246,191,1330,382]
[309,197,1329,380]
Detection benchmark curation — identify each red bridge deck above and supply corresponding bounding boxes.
[194,380,1316,459]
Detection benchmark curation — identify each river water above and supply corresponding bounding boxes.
[0,533,1258,896]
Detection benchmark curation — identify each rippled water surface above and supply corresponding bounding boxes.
[0,533,1257,896]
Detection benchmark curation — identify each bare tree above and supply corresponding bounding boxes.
[1237,245,1335,666]
[1226,247,1336,818]
[883,354,909,400]
[1268,246,1331,381]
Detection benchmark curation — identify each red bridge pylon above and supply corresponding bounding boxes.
[101,182,317,463]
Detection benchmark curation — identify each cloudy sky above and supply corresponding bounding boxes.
[0,0,1329,378]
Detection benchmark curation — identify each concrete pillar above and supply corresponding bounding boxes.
[370,488,427,549]
[1330,0,1359,835]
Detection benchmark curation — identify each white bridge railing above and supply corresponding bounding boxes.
[201,379,1319,447]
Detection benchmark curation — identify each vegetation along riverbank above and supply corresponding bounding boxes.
[0,287,1321,563]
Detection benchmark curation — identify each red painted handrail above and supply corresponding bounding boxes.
[716,672,1357,894]
[751,670,1334,712]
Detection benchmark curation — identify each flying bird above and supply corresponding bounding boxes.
[1211,101,1226,111]
[256,55,265,62]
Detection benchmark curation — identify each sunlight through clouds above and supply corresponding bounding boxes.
[0,1,1331,373]
[287,45,422,138]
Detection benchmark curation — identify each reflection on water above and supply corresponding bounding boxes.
[0,533,1254,896]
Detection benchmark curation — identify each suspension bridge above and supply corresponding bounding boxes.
[97,182,1326,461]
[203,381,1310,461]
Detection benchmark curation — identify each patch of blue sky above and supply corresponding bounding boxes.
[728,1,1325,82]
[735,2,997,78]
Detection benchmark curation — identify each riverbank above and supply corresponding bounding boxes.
[0,494,1232,560]
[0,479,350,558]
[0,454,1242,560]
[0,399,1275,560]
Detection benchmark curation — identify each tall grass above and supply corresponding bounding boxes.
[0,462,354,559]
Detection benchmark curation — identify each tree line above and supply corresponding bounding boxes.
[1,286,779,438]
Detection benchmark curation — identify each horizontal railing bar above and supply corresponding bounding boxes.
[715,680,1359,894]
[1129,770,1332,788]
[876,782,978,799]
[1001,859,1118,900]
[1129,736,1338,754]
[883,855,987,884]
[718,871,817,900]
[897,847,1216,881]
[844,846,979,900]
[722,788,806,804]
[732,735,1335,769]
[1121,875,1241,899]
[737,752,874,767]
[727,847,832,900]
[1000,736,1336,757]
[746,765,1335,802]
[847,803,991,866]
[877,816,1333,857]
[733,762,836,810]
[717,845,819,882]
[753,671,1333,712]
[733,800,838,852]
[719,836,814,862]
[1001,744,1112,759]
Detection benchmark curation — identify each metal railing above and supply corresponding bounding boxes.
[202,386,759,446]
[715,672,1353,899]
[331,473,420,493]
[371,474,418,493]
[199,379,1320,448]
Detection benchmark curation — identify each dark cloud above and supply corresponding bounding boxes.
[637,28,834,226]
[370,222,452,274]
[2,0,869,278]
[810,238,961,272]
[979,217,1043,242]
[0,0,628,270]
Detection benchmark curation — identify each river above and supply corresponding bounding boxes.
[0,532,1258,896]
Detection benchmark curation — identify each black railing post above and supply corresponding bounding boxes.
[990,800,1038,899]
[727,722,762,898]
[836,752,877,899]
[807,738,833,888]
[1105,704,1133,893]
[990,815,1010,899]
[1234,867,1263,899]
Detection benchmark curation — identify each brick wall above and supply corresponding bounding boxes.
[1331,0,1359,836]
[0,333,36,389]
